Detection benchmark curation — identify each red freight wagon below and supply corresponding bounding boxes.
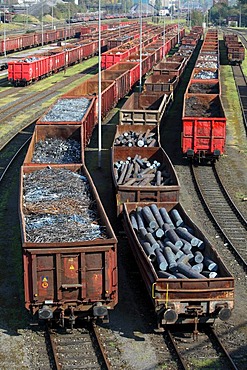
[90,69,131,101]
[8,57,50,86]
[101,49,130,69]
[2,36,20,53]
[108,62,140,87]
[21,34,35,49]
[20,164,118,326]
[182,94,226,162]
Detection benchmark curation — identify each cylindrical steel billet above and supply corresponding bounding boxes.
[173,272,188,279]
[202,271,218,278]
[163,222,172,234]
[150,204,164,228]
[145,233,160,250]
[135,158,146,168]
[194,251,204,263]
[191,263,203,273]
[117,163,128,185]
[139,227,147,240]
[170,209,184,227]
[138,175,155,186]
[155,248,168,271]
[204,257,218,272]
[148,138,157,147]
[177,253,194,265]
[177,263,206,279]
[130,214,138,231]
[157,271,177,279]
[180,238,192,254]
[136,207,145,229]
[133,161,140,177]
[142,206,158,229]
[154,228,165,239]
[164,241,184,259]
[156,170,161,186]
[141,242,156,262]
[163,247,177,272]
[197,240,205,250]
[176,227,199,247]
[124,177,139,186]
[125,163,134,181]
[166,229,183,248]
[159,207,174,226]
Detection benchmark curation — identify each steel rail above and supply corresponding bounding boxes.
[191,164,247,271]
[231,64,247,135]
[205,326,239,370]
[0,131,32,183]
[92,323,113,370]
[166,330,187,370]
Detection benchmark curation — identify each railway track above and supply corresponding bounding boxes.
[47,324,112,370]
[191,164,247,270]
[166,325,239,370]
[231,64,247,134]
[0,64,97,149]
[0,124,34,181]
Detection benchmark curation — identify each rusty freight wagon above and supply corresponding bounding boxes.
[119,92,172,125]
[20,164,118,326]
[123,202,234,330]
[111,147,180,214]
[23,124,85,165]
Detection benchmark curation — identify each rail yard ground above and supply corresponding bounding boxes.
[0,32,246,370]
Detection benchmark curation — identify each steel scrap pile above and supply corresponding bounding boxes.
[32,138,81,164]
[42,98,90,122]
[130,204,220,279]
[23,167,107,242]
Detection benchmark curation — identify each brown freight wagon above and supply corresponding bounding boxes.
[20,164,118,326]
[111,147,180,214]
[36,96,96,146]
[23,124,85,165]
[119,92,172,125]
[144,74,179,94]
[123,202,234,330]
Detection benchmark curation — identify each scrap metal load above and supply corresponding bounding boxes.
[182,29,226,162]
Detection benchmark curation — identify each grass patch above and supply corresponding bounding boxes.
[189,357,223,369]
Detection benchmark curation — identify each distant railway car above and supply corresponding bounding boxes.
[20,164,118,326]
[224,33,245,65]
[123,202,234,330]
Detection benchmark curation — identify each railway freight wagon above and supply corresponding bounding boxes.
[122,202,234,330]
[0,24,83,55]
[7,22,141,86]
[181,28,225,162]
[20,164,118,326]
[224,33,245,65]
